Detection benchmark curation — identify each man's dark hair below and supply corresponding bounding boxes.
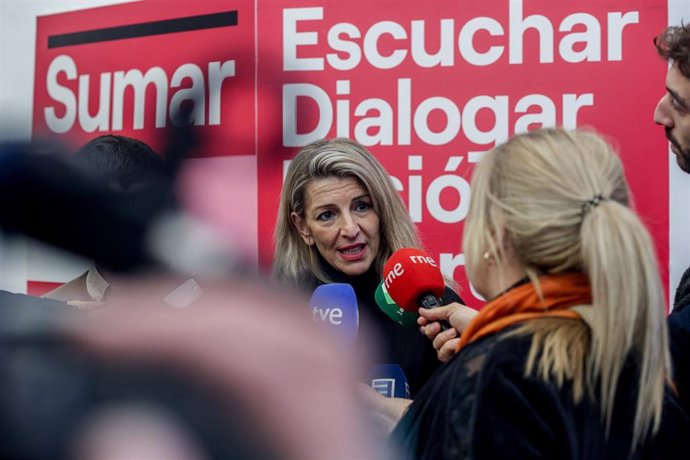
[655,23,690,79]
[73,134,165,190]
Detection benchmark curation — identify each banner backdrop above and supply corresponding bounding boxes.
[32,0,668,306]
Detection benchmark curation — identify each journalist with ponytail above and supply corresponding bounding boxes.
[391,128,689,459]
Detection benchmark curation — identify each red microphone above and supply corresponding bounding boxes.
[383,248,445,312]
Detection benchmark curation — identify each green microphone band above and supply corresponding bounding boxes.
[375,281,418,328]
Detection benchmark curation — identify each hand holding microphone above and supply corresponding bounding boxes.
[382,248,477,361]
[381,248,452,332]
[357,382,413,437]
[360,363,412,437]
[417,305,478,362]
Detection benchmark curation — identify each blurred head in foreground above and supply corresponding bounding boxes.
[71,134,165,191]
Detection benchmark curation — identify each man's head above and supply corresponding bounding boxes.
[72,134,165,190]
[654,24,690,173]
[70,135,167,271]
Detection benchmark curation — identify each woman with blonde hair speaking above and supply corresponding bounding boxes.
[391,128,688,458]
[273,137,464,397]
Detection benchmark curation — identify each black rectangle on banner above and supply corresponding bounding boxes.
[48,10,237,48]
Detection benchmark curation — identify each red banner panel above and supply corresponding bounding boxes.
[257,0,667,304]
[34,0,668,305]
[33,0,256,156]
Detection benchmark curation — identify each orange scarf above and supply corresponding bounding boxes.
[457,273,592,351]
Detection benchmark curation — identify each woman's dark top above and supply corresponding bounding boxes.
[302,257,463,397]
[392,328,690,459]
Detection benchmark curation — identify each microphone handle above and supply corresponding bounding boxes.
[418,294,452,331]
[420,294,441,309]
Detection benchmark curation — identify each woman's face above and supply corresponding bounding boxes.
[292,176,381,277]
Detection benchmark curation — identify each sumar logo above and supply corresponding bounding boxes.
[39,10,239,134]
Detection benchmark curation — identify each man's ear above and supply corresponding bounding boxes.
[291,212,313,246]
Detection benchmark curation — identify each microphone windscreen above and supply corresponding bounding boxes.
[374,280,418,328]
[309,283,359,349]
[382,248,444,312]
[368,364,410,399]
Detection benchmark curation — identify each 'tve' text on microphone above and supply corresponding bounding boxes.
[309,283,359,349]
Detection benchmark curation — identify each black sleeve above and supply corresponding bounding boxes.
[470,343,565,459]
[674,265,690,312]
[669,307,690,415]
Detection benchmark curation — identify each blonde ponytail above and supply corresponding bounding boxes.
[465,128,670,452]
[580,198,669,444]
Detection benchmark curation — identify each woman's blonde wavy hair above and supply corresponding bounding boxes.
[463,128,670,451]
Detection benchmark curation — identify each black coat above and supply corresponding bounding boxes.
[0,291,281,460]
[393,328,690,459]
[669,266,690,416]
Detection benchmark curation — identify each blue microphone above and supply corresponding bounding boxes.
[309,283,359,349]
[368,364,410,399]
